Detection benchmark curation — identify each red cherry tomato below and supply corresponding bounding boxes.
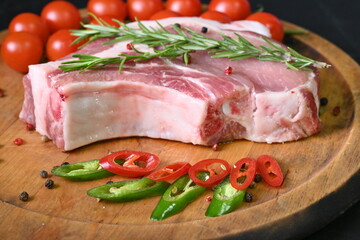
[149,10,181,20]
[147,162,191,181]
[166,0,202,17]
[99,150,161,177]
[8,13,49,44]
[230,157,256,190]
[246,12,284,42]
[46,29,82,61]
[200,10,232,23]
[189,159,231,187]
[87,0,127,21]
[1,32,43,73]
[256,155,284,187]
[89,15,123,27]
[41,0,81,33]
[127,0,164,21]
[208,0,251,21]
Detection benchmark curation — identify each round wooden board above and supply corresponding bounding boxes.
[0,21,359,240]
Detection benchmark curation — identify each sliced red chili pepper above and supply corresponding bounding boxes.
[230,157,256,190]
[257,155,283,187]
[147,162,191,182]
[188,159,231,187]
[99,150,160,178]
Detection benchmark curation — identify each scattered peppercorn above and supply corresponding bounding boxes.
[205,196,212,202]
[26,123,35,131]
[0,88,4,97]
[174,23,181,28]
[320,97,328,106]
[254,174,262,183]
[106,181,113,184]
[19,191,29,202]
[201,26,208,34]
[245,192,253,202]
[13,138,24,146]
[61,162,69,166]
[332,106,341,116]
[126,43,133,50]
[212,143,219,151]
[40,170,48,178]
[224,66,232,75]
[45,179,55,189]
[41,135,49,142]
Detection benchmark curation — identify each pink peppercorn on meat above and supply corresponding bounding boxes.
[19,17,321,151]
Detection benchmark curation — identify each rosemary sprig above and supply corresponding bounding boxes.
[59,19,330,72]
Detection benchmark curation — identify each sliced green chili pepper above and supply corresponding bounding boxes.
[150,174,207,221]
[51,159,114,181]
[205,177,246,217]
[87,178,170,202]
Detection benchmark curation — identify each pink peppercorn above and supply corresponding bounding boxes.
[26,123,35,131]
[13,138,24,146]
[224,66,232,75]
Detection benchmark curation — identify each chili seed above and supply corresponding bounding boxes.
[320,97,328,106]
[224,66,232,75]
[332,106,341,116]
[19,191,29,201]
[45,179,54,189]
[254,174,262,183]
[13,138,24,146]
[201,26,208,34]
[249,182,256,189]
[40,170,48,178]
[61,162,69,166]
[245,192,253,202]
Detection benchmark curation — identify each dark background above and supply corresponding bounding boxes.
[0,0,359,239]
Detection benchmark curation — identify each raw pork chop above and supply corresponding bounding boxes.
[19,17,321,151]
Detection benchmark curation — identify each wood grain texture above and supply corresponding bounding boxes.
[0,21,359,240]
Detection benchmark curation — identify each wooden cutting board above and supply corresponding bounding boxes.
[0,21,359,240]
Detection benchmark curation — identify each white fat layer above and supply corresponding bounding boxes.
[63,81,208,150]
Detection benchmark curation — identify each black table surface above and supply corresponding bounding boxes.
[0,1,359,239]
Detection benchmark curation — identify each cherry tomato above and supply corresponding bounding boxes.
[149,10,181,20]
[99,150,160,177]
[46,29,82,61]
[127,0,164,21]
[230,157,256,190]
[147,162,191,181]
[1,32,43,73]
[200,10,232,23]
[87,0,127,21]
[89,15,123,27]
[8,13,49,44]
[246,12,284,42]
[41,0,81,33]
[256,155,284,187]
[166,0,202,17]
[208,0,251,21]
[189,159,231,187]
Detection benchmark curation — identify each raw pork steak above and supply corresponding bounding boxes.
[19,17,321,151]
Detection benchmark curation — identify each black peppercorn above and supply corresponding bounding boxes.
[320,97,328,106]
[254,174,262,183]
[19,191,29,201]
[106,181,113,184]
[245,192,253,202]
[61,162,69,166]
[201,26,208,33]
[40,170,48,178]
[174,23,181,28]
[45,179,55,189]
